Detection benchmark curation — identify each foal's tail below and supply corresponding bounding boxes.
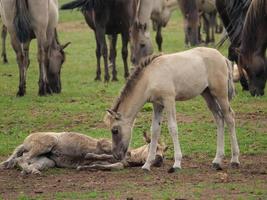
[226,58,236,101]
[14,0,31,44]
[61,0,111,11]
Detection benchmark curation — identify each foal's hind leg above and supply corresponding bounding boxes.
[155,24,163,52]
[202,89,225,170]
[0,145,25,169]
[216,97,240,167]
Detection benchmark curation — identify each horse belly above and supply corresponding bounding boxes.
[173,70,208,101]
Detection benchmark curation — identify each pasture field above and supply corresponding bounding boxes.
[0,0,266,199]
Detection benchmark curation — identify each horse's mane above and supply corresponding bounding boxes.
[240,0,266,56]
[112,54,163,112]
[217,0,251,47]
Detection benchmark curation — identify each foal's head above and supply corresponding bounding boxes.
[130,21,153,65]
[104,109,133,160]
[47,40,70,93]
[238,53,267,96]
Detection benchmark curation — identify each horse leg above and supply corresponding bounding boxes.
[142,103,164,171]
[95,27,109,82]
[155,24,163,52]
[203,14,210,44]
[121,32,129,79]
[164,98,182,172]
[10,34,30,96]
[109,34,118,81]
[27,156,55,174]
[36,35,51,96]
[1,25,8,64]
[0,144,25,169]
[210,12,216,43]
[94,33,101,81]
[216,97,240,168]
[77,162,124,171]
[202,89,225,170]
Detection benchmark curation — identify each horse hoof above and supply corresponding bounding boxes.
[112,77,118,82]
[16,90,25,97]
[230,162,240,169]
[104,76,110,82]
[168,167,181,173]
[94,77,101,81]
[212,163,223,171]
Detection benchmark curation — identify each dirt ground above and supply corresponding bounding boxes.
[0,154,266,200]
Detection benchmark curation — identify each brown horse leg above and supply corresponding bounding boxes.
[95,27,109,82]
[121,32,129,79]
[210,12,217,43]
[1,25,8,64]
[109,34,118,81]
[203,14,210,44]
[11,35,30,96]
[94,33,101,81]
[156,24,163,52]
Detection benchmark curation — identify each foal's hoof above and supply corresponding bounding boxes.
[230,162,240,169]
[212,163,223,171]
[141,165,151,172]
[168,167,181,173]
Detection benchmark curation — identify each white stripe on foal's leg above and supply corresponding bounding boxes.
[142,103,163,171]
[165,99,182,171]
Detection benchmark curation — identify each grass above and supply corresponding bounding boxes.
[0,0,267,199]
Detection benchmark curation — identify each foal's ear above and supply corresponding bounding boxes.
[106,109,121,120]
[143,131,151,143]
[61,42,71,50]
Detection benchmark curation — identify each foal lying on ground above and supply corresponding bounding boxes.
[0,132,167,174]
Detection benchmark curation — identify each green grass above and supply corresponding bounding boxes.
[0,0,267,199]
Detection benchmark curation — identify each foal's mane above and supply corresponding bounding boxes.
[240,0,266,55]
[112,54,163,112]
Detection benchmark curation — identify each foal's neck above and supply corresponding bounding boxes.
[117,82,149,125]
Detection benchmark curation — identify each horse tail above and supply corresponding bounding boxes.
[14,0,31,44]
[61,0,109,11]
[226,58,235,101]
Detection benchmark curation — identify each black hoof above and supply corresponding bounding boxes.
[112,77,118,82]
[16,89,25,97]
[230,162,240,169]
[104,75,110,82]
[168,167,181,173]
[212,163,222,171]
[94,76,101,81]
[124,72,129,79]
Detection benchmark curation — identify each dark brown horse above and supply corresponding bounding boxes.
[178,0,199,46]
[238,0,267,96]
[61,0,136,81]
[216,0,251,91]
[1,24,8,63]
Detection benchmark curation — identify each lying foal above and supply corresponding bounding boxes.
[0,132,167,174]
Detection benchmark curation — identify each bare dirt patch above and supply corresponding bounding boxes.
[0,154,266,199]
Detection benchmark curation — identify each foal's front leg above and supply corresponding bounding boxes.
[164,98,182,172]
[142,103,164,171]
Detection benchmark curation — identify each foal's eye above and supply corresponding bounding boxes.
[111,127,119,135]
[140,44,146,49]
